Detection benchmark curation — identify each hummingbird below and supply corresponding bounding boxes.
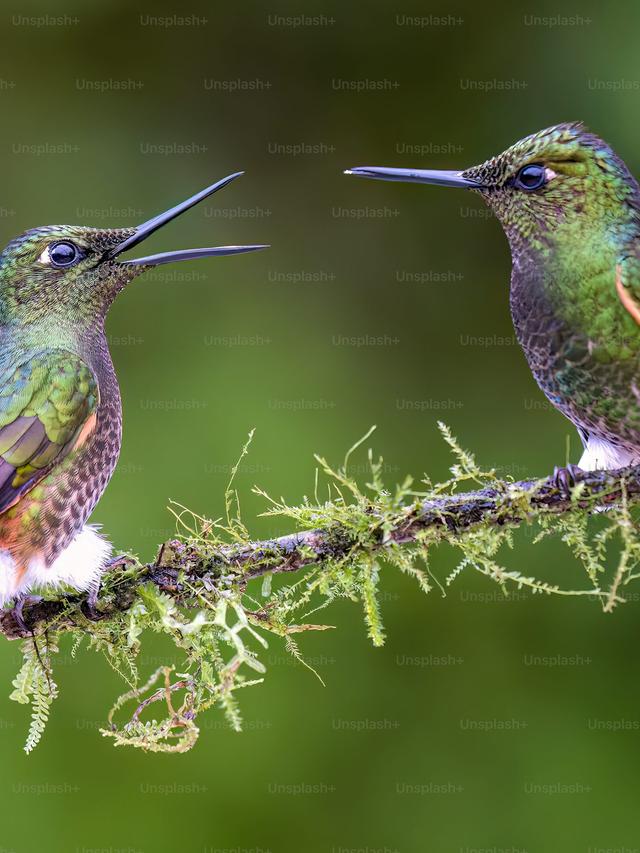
[0,172,267,620]
[346,122,640,482]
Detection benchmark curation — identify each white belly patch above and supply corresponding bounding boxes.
[0,525,111,607]
[578,436,640,472]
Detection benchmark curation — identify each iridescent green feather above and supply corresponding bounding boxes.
[0,350,98,509]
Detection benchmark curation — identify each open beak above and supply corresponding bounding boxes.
[106,172,269,266]
[344,166,483,189]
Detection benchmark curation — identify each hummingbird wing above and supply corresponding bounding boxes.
[0,350,98,515]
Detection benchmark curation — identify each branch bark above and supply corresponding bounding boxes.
[2,463,637,640]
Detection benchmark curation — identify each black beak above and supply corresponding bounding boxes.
[106,172,269,266]
[344,166,483,189]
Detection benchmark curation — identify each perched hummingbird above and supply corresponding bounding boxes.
[347,122,640,479]
[0,172,267,617]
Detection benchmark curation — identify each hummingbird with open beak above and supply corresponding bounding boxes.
[347,122,640,482]
[0,172,267,619]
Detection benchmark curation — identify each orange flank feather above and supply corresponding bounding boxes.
[72,412,97,451]
[616,263,640,326]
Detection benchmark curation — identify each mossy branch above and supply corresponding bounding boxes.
[2,462,637,642]
[5,425,640,753]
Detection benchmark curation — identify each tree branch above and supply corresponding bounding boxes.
[3,463,637,641]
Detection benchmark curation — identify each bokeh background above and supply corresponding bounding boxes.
[0,0,639,850]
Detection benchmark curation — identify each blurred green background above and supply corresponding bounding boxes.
[0,0,639,850]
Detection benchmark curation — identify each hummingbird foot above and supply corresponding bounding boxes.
[552,464,585,498]
[103,553,136,571]
[80,554,136,622]
[81,583,103,622]
[8,594,43,636]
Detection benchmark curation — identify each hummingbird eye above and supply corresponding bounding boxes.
[45,241,82,268]
[514,164,546,192]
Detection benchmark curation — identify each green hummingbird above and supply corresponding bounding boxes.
[347,122,640,481]
[0,172,267,620]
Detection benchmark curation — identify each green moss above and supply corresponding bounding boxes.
[9,425,640,754]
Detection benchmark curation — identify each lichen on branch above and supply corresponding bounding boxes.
[5,425,640,754]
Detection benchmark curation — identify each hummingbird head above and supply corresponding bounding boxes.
[346,123,640,265]
[0,172,268,327]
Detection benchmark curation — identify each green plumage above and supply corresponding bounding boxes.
[348,122,640,471]
[0,172,266,608]
[0,351,98,500]
[0,224,135,571]
[462,123,640,467]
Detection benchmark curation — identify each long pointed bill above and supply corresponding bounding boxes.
[122,245,269,267]
[344,166,482,189]
[106,172,269,265]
